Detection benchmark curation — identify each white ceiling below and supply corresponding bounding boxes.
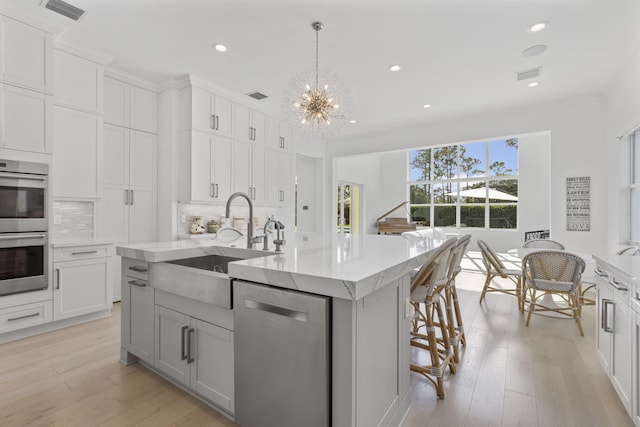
[5,0,640,138]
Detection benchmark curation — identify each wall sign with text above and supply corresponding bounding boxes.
[566,176,590,231]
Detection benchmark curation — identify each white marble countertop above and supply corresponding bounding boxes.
[593,253,640,282]
[117,232,447,300]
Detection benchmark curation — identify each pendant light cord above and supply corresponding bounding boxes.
[315,27,319,90]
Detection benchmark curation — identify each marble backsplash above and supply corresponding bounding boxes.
[52,201,94,240]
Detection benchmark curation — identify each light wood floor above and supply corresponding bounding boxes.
[0,271,633,427]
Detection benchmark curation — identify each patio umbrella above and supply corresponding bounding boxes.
[448,187,518,201]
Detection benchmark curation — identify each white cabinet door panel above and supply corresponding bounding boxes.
[99,186,128,244]
[128,188,156,243]
[251,144,266,204]
[53,106,102,198]
[192,85,213,132]
[129,130,156,191]
[54,257,110,320]
[213,95,233,138]
[233,141,251,195]
[612,291,632,414]
[190,131,213,202]
[2,16,52,93]
[54,49,102,113]
[130,86,157,133]
[103,124,129,187]
[212,137,232,201]
[3,84,51,153]
[103,77,129,127]
[126,278,154,364]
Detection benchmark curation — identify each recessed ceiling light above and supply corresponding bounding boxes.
[528,81,540,87]
[423,104,432,109]
[522,45,547,57]
[213,43,227,52]
[349,120,357,124]
[528,21,547,33]
[389,65,402,72]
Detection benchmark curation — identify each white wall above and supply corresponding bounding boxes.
[326,95,607,254]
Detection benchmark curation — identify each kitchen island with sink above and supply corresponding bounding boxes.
[117,232,446,427]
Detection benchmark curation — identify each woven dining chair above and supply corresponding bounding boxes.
[617,246,640,255]
[478,240,523,311]
[409,237,457,399]
[444,234,471,363]
[522,239,565,250]
[521,250,586,336]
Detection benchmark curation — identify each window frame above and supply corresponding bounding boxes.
[407,139,519,230]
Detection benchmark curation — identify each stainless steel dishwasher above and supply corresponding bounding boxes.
[233,280,331,427]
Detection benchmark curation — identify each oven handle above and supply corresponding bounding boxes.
[0,172,46,181]
[0,233,46,240]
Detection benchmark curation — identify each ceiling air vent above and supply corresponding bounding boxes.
[41,0,86,21]
[247,91,268,101]
[516,67,541,81]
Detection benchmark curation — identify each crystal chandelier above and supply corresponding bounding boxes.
[283,21,348,135]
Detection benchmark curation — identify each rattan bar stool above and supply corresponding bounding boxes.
[410,238,457,399]
[522,250,586,336]
[523,239,565,250]
[478,240,523,312]
[444,234,471,363]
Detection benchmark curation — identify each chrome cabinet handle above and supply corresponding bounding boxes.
[609,279,628,291]
[215,115,220,130]
[71,250,99,255]
[56,268,60,290]
[211,114,215,130]
[215,183,219,198]
[128,280,147,287]
[181,325,189,361]
[210,183,215,198]
[124,189,129,205]
[8,312,39,322]
[595,268,608,278]
[128,265,148,273]
[130,190,134,205]
[187,328,194,364]
[0,233,46,240]
[603,299,614,333]
[0,172,45,181]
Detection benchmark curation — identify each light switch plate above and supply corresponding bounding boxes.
[53,215,62,225]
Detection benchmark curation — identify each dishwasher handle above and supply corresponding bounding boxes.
[243,298,309,323]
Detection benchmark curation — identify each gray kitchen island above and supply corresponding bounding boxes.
[117,232,446,427]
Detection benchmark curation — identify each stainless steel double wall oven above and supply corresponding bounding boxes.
[0,159,49,296]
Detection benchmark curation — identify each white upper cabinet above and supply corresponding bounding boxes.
[53,48,103,114]
[189,85,233,138]
[266,117,292,152]
[235,104,265,145]
[0,16,53,93]
[104,76,157,133]
[0,84,52,153]
[53,106,102,199]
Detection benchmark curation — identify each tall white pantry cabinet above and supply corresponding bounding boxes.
[98,75,158,301]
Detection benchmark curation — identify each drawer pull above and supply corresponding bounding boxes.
[128,280,147,287]
[8,312,39,322]
[609,279,628,291]
[129,266,148,273]
[594,268,608,278]
[71,250,99,255]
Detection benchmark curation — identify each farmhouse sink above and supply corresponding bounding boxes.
[150,251,271,308]
[166,255,241,274]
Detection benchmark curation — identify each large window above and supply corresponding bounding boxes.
[408,139,519,229]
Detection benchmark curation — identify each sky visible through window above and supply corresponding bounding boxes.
[409,139,518,184]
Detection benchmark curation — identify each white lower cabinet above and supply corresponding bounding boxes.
[595,260,633,418]
[0,301,52,334]
[53,244,114,320]
[633,302,640,426]
[155,305,234,413]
